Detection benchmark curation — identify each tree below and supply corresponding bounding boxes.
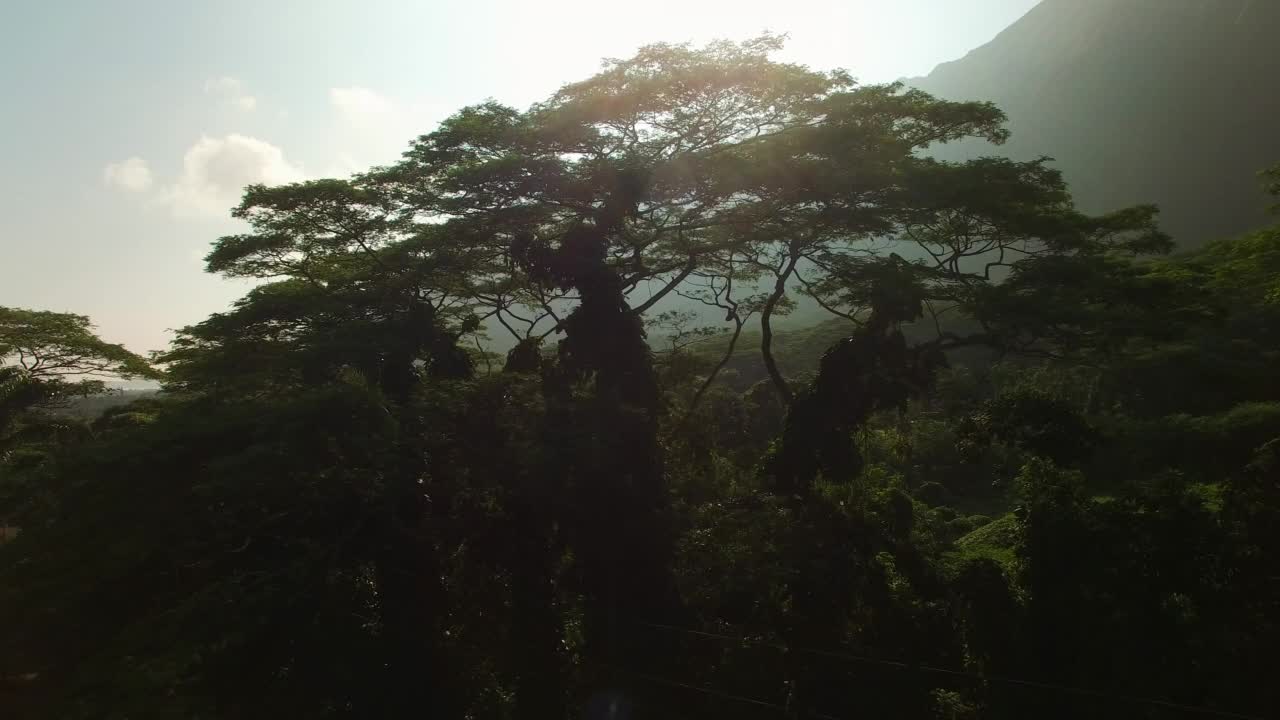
[0,307,155,425]
[177,36,1175,715]
[1,307,157,531]
[0,383,414,718]
[166,177,480,717]
[366,42,1053,699]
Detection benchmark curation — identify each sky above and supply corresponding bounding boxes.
[0,0,1041,356]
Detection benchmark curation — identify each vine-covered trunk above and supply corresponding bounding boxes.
[498,350,571,720]
[372,504,460,718]
[372,301,465,718]
[557,232,680,702]
[769,298,946,717]
[510,501,567,720]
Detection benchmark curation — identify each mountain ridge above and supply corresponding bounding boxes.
[908,0,1280,245]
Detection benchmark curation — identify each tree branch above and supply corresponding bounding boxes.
[630,256,698,316]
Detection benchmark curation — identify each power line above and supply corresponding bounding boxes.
[610,664,841,720]
[631,619,1269,720]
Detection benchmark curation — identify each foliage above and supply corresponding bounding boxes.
[1,307,157,438]
[2,36,1279,720]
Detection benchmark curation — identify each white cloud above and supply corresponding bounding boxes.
[205,75,257,112]
[321,152,365,179]
[158,134,305,219]
[326,86,451,172]
[329,86,397,128]
[102,156,154,192]
[204,76,241,95]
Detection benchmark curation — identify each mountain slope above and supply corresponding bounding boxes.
[909,0,1280,245]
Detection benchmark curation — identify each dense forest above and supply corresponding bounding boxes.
[2,37,1279,719]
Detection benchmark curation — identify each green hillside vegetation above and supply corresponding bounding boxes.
[683,314,990,390]
[50,389,162,420]
[951,512,1017,569]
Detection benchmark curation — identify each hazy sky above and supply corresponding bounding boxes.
[0,0,1041,354]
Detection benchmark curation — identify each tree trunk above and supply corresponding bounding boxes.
[510,503,567,720]
[373,513,460,718]
[761,253,800,404]
[555,229,681,706]
[371,301,465,718]
[686,316,745,414]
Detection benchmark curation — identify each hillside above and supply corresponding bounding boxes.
[685,315,992,391]
[910,0,1280,245]
[51,389,161,420]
